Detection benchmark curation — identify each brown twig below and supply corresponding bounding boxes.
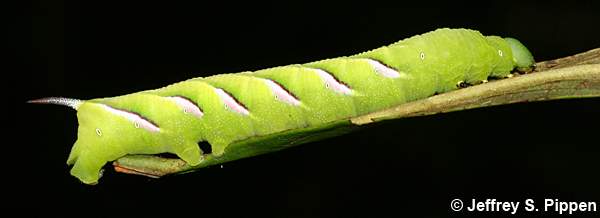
[534,48,600,71]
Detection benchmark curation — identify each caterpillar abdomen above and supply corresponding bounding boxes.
[30,28,534,184]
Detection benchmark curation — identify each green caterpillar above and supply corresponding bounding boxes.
[30,28,534,184]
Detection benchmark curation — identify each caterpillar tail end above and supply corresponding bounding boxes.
[504,37,535,72]
[27,97,83,110]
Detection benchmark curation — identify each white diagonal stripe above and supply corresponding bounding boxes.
[313,68,353,95]
[101,104,160,132]
[262,79,301,106]
[366,59,401,78]
[166,96,204,118]
[214,88,250,115]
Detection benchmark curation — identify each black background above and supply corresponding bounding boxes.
[12,0,600,217]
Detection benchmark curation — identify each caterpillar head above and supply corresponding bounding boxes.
[504,37,535,72]
[486,35,535,75]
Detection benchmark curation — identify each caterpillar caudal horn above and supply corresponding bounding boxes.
[27,97,83,110]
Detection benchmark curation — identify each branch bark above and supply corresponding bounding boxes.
[113,48,600,178]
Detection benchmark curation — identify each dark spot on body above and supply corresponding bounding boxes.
[457,81,471,88]
[198,141,212,154]
[156,153,179,159]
